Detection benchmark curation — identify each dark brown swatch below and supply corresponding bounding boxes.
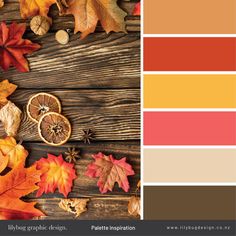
[144,186,236,220]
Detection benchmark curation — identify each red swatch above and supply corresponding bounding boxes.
[144,112,236,145]
[144,38,236,71]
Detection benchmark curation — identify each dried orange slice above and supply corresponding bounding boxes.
[38,112,71,146]
[27,93,61,123]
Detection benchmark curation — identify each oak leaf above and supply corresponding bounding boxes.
[0,22,41,72]
[85,152,135,193]
[0,101,22,137]
[19,0,56,20]
[0,136,28,173]
[61,0,127,38]
[0,80,17,109]
[0,164,44,220]
[36,154,77,197]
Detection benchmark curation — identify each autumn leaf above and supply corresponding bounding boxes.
[19,0,56,20]
[85,152,135,193]
[0,136,28,172]
[0,22,41,72]
[0,80,17,109]
[0,101,22,137]
[61,0,127,39]
[0,164,44,220]
[0,0,4,8]
[36,154,77,197]
[133,2,140,16]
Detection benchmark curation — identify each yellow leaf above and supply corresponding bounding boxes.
[19,0,56,19]
[0,80,17,109]
[0,137,28,171]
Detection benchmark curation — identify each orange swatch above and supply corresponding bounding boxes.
[144,0,236,34]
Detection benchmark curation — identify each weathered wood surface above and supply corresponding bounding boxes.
[2,32,140,89]
[25,141,140,198]
[28,198,139,220]
[0,89,140,141]
[0,0,140,220]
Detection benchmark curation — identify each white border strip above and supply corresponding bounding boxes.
[144,108,236,112]
[144,145,236,149]
[140,0,144,220]
[144,34,236,37]
[144,182,236,186]
[144,71,236,74]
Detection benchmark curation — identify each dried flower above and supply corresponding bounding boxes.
[59,199,89,218]
[128,196,140,217]
[81,129,95,144]
[65,147,80,163]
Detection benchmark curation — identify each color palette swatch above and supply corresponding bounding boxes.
[144,112,236,145]
[144,149,236,183]
[144,38,236,71]
[144,187,236,220]
[144,0,236,34]
[142,0,236,220]
[144,74,236,108]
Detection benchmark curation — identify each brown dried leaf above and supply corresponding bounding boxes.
[59,199,89,218]
[128,196,140,217]
[0,0,4,8]
[0,101,22,137]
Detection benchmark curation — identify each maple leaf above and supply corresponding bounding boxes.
[0,164,44,220]
[36,154,77,197]
[62,0,127,39]
[0,80,17,108]
[0,22,41,72]
[19,0,56,19]
[0,137,28,173]
[133,2,140,16]
[85,152,135,193]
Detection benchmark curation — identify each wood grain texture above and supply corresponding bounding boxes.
[24,141,140,198]
[0,89,140,141]
[1,33,140,89]
[27,197,139,220]
[0,0,140,220]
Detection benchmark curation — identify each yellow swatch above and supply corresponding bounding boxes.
[144,75,236,108]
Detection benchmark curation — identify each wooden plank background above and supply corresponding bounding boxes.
[0,0,140,220]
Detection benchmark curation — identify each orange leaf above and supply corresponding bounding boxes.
[0,80,17,108]
[0,136,28,173]
[0,0,4,8]
[0,164,44,220]
[19,0,56,19]
[85,152,135,193]
[0,22,41,72]
[63,0,127,39]
[36,154,77,197]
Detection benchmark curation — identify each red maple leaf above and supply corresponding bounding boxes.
[133,2,141,16]
[85,152,135,193]
[36,154,77,197]
[0,22,40,72]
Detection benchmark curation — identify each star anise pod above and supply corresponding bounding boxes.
[81,129,95,144]
[65,147,80,163]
